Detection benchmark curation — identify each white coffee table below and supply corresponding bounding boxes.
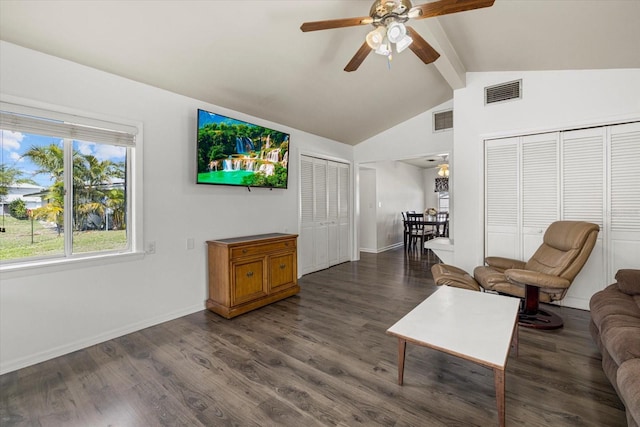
[386,286,520,427]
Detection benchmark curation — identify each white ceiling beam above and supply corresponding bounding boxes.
[419,19,466,90]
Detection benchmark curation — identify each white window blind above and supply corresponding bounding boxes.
[0,107,136,147]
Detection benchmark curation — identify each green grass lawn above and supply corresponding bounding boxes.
[0,215,126,261]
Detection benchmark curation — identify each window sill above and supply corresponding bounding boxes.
[0,251,146,280]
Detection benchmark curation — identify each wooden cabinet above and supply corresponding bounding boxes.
[206,233,299,318]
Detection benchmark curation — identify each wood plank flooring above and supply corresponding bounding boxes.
[0,248,627,426]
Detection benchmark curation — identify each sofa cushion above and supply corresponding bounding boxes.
[618,359,640,426]
[616,269,640,295]
[590,284,640,329]
[600,321,640,365]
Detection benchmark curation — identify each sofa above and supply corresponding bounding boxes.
[589,269,640,427]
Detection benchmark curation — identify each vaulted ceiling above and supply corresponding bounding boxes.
[1,1,639,145]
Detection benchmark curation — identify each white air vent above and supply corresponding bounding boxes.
[433,109,453,132]
[485,79,522,105]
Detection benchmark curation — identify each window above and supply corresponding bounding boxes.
[0,100,140,267]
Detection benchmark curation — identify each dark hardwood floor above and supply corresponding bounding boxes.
[0,248,626,426]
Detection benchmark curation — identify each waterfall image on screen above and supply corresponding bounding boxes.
[196,109,290,188]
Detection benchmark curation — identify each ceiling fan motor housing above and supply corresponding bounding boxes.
[370,0,412,26]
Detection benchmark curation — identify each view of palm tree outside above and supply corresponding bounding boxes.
[0,128,127,262]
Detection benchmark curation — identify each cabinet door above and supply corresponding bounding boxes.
[269,253,295,292]
[231,259,266,305]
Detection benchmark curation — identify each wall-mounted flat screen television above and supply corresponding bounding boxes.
[196,109,290,188]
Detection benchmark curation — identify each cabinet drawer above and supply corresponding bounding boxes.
[270,253,295,291]
[232,259,266,305]
[231,239,295,259]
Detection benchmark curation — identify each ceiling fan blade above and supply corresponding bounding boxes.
[300,16,373,32]
[409,0,495,20]
[344,42,373,72]
[406,26,440,65]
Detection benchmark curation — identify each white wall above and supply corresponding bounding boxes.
[354,100,453,164]
[358,168,377,252]
[354,101,453,255]
[0,41,353,373]
[453,69,640,273]
[374,161,425,251]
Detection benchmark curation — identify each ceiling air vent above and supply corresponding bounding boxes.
[433,109,453,132]
[485,79,522,105]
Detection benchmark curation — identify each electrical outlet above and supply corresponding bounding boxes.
[146,241,156,254]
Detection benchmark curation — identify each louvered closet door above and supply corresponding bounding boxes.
[299,156,315,275]
[521,133,559,259]
[485,138,520,259]
[561,127,606,309]
[299,156,351,275]
[313,158,330,271]
[327,161,339,266]
[337,163,350,263]
[610,122,640,275]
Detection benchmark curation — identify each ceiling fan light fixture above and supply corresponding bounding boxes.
[366,26,387,49]
[395,35,413,53]
[386,22,407,43]
[437,164,449,177]
[374,40,392,56]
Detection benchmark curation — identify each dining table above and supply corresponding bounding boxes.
[404,215,449,251]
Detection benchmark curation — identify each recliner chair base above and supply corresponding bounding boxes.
[519,284,564,329]
[518,308,564,330]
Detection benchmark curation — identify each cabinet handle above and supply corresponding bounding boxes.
[285,242,289,246]
[246,271,254,277]
[242,249,248,254]
[279,264,286,269]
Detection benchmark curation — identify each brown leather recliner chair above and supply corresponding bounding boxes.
[432,221,600,329]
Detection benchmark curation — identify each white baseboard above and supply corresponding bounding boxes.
[0,303,204,375]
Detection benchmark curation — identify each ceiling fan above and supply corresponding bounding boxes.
[300,0,495,72]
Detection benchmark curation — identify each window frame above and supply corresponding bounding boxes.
[0,94,144,276]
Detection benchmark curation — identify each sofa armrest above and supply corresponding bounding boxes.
[617,359,640,425]
[616,269,640,295]
[505,269,571,290]
[485,256,526,272]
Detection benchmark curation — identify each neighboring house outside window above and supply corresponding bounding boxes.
[0,98,142,268]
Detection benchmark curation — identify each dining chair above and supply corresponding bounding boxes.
[406,213,431,251]
[401,212,410,249]
[435,212,449,237]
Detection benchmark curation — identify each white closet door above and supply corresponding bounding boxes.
[327,161,339,266]
[299,155,351,275]
[561,127,606,309]
[521,133,559,259]
[313,158,329,270]
[299,156,315,275]
[610,122,640,276]
[337,162,350,263]
[485,138,519,259]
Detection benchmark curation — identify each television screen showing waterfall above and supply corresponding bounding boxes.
[196,109,290,188]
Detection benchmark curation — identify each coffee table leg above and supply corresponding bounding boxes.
[398,339,406,385]
[494,368,505,427]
